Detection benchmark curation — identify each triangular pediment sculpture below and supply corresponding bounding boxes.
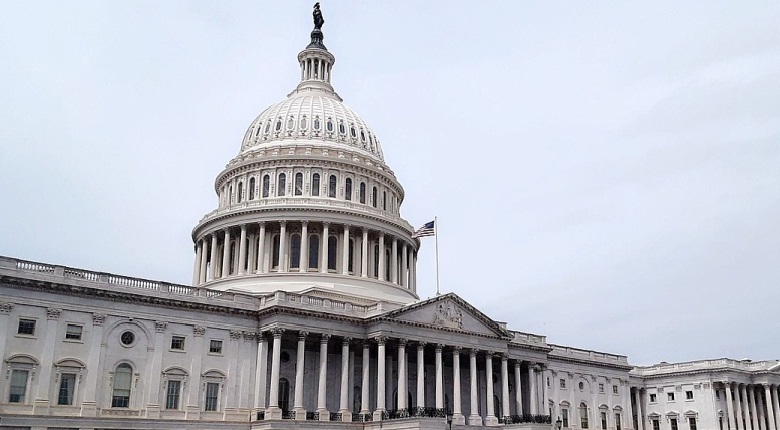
[374,293,510,338]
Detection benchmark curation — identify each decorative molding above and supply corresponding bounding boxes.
[155,321,168,332]
[242,331,255,341]
[92,313,106,326]
[0,302,13,313]
[229,330,243,340]
[46,307,62,319]
[193,326,206,336]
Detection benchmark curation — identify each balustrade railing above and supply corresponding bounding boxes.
[501,414,552,424]
[329,412,342,422]
[256,411,265,420]
[353,412,373,422]
[281,410,296,420]
[306,411,319,421]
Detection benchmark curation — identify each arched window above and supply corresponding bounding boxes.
[290,234,301,269]
[309,235,320,269]
[163,367,187,410]
[348,238,355,273]
[264,121,271,134]
[112,364,133,408]
[372,187,378,208]
[286,116,294,130]
[277,173,286,196]
[327,236,337,271]
[294,172,303,196]
[249,177,256,200]
[382,191,387,210]
[345,178,352,201]
[338,121,346,135]
[328,175,337,198]
[272,235,280,269]
[359,182,366,204]
[314,116,321,131]
[580,403,590,429]
[237,182,243,203]
[326,119,334,132]
[312,173,320,196]
[202,370,226,412]
[275,119,282,132]
[229,185,233,204]
[262,175,270,198]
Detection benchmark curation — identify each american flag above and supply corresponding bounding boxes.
[412,220,435,238]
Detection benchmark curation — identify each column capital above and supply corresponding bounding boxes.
[397,338,408,347]
[485,350,495,358]
[46,307,62,319]
[343,224,351,230]
[243,331,256,341]
[271,328,285,338]
[298,331,309,341]
[320,333,331,343]
[301,221,308,227]
[500,353,508,361]
[362,227,369,234]
[240,224,247,231]
[322,221,330,228]
[418,341,428,350]
[470,348,479,357]
[193,326,206,336]
[452,345,462,353]
[0,302,15,314]
[375,336,387,345]
[279,221,287,227]
[342,336,353,345]
[258,221,266,227]
[256,331,267,342]
[435,343,444,352]
[154,321,168,332]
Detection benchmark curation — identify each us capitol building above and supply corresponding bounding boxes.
[1,6,778,430]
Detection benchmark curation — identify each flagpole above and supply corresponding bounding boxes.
[434,216,440,296]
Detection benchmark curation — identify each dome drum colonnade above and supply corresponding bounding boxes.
[189,7,420,303]
[253,328,548,425]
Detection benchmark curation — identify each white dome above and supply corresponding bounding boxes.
[240,93,385,162]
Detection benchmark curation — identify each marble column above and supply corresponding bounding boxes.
[221,229,231,278]
[771,385,780,430]
[256,222,266,273]
[299,221,309,272]
[374,337,387,421]
[361,229,369,277]
[469,349,482,426]
[266,328,284,419]
[501,355,510,421]
[418,342,427,408]
[199,237,209,284]
[238,224,248,274]
[361,342,370,416]
[529,363,538,415]
[750,385,759,430]
[398,339,408,409]
[209,233,219,280]
[193,240,203,285]
[317,334,330,419]
[339,337,352,420]
[453,347,465,424]
[278,222,287,272]
[391,237,398,284]
[80,313,105,416]
[294,331,307,419]
[514,361,523,417]
[254,334,268,412]
[727,383,738,430]
[434,343,443,409]
[320,223,329,273]
[342,225,350,274]
[736,384,745,430]
[485,352,498,426]
[401,243,408,288]
[378,233,386,281]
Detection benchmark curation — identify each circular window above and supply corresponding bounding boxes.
[579,382,584,390]
[281,351,291,363]
[120,331,135,346]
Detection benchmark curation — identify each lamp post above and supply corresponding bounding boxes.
[447,410,454,430]
[556,416,563,430]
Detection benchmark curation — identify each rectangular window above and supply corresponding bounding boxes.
[616,413,622,430]
[613,385,619,394]
[9,369,29,403]
[668,392,675,401]
[165,380,181,409]
[209,340,223,354]
[689,418,697,430]
[58,373,77,405]
[601,411,608,429]
[171,336,185,350]
[561,379,567,389]
[65,324,83,340]
[599,383,605,393]
[581,405,589,429]
[650,394,657,403]
[17,318,35,335]
[204,382,219,411]
[652,419,660,430]
[671,418,679,430]
[562,409,569,428]
[686,390,694,400]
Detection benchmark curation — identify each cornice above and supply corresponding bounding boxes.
[549,354,634,371]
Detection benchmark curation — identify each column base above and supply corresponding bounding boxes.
[294,408,307,420]
[452,413,466,425]
[317,408,330,421]
[340,409,352,422]
[80,401,98,417]
[484,415,499,426]
[265,406,283,420]
[469,414,484,426]
[374,409,386,421]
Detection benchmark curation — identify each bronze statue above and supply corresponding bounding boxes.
[313,2,324,30]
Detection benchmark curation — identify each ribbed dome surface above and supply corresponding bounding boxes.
[240,93,385,161]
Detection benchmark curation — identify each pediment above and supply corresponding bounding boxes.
[377,293,509,338]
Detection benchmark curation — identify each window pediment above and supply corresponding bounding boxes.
[6,354,39,365]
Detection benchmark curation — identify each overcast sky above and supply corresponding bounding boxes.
[1,1,778,366]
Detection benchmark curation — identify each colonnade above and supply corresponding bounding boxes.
[191,221,417,291]
[723,382,780,430]
[255,330,546,426]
